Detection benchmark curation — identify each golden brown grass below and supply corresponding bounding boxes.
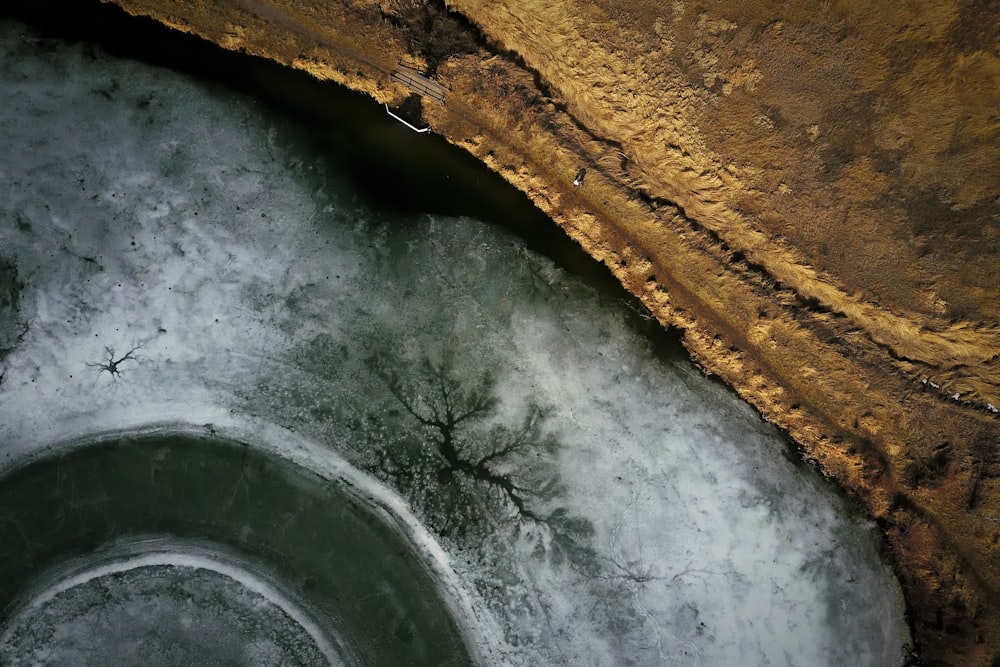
[108,0,410,102]
[448,0,1000,406]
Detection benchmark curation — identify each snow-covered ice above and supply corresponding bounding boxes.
[0,20,911,666]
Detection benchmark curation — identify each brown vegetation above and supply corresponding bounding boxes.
[104,0,1000,663]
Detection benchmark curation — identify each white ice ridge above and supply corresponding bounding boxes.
[0,409,498,667]
[10,538,344,664]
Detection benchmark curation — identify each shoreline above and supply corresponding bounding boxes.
[12,0,1000,662]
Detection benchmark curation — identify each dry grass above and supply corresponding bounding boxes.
[112,0,411,103]
[448,0,1000,405]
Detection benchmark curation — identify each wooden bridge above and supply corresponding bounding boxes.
[391,64,449,104]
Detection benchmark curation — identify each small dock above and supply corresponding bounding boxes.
[391,64,449,104]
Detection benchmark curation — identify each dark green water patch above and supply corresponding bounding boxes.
[0,432,473,666]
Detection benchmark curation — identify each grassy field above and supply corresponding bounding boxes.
[99,0,1000,663]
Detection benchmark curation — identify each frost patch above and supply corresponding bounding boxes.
[0,257,26,365]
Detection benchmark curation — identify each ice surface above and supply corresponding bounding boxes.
[1,547,341,666]
[0,20,911,666]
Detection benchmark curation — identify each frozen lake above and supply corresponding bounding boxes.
[0,13,911,666]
